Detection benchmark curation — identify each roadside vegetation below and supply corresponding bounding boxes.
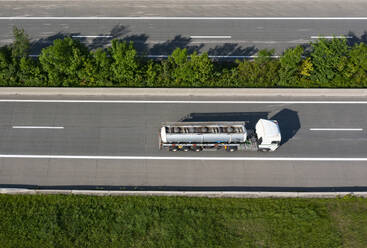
[0,27,366,87]
[0,194,366,247]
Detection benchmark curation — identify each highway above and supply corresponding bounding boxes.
[0,95,367,190]
[1,0,367,56]
[1,1,367,191]
[1,19,367,56]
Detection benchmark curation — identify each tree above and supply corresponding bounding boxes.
[76,48,113,86]
[310,37,350,86]
[167,48,191,86]
[255,49,275,65]
[11,26,30,58]
[0,46,14,85]
[236,49,280,87]
[109,39,141,86]
[279,46,305,86]
[39,37,89,86]
[0,27,37,85]
[145,60,162,87]
[162,48,214,87]
[346,43,367,87]
[189,52,214,86]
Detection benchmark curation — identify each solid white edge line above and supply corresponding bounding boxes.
[190,36,232,39]
[1,100,367,104]
[0,154,366,161]
[310,128,363,131]
[1,189,367,198]
[12,126,64,129]
[1,17,367,20]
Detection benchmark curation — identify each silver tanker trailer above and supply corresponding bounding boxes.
[159,119,281,152]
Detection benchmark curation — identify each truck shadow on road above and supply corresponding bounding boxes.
[179,108,300,145]
[270,109,300,145]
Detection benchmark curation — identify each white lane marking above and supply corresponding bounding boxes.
[190,36,232,39]
[310,128,363,131]
[0,154,366,161]
[1,17,367,20]
[12,126,64,129]
[72,35,112,38]
[1,100,367,104]
[310,36,352,39]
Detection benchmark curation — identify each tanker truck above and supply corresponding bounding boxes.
[159,119,281,152]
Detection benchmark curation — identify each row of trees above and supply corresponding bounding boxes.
[0,27,366,87]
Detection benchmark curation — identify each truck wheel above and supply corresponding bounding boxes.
[226,146,237,152]
[230,147,237,152]
[183,147,190,152]
[170,147,178,152]
[193,147,202,152]
[259,148,270,152]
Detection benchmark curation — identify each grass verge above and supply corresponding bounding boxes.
[0,195,366,248]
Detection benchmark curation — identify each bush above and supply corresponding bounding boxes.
[39,37,90,86]
[310,37,350,87]
[1,27,367,88]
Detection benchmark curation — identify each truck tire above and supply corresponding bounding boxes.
[192,147,202,152]
[259,148,270,152]
[226,146,237,152]
[170,147,179,152]
[183,147,190,152]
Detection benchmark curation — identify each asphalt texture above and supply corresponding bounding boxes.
[1,0,367,18]
[0,95,367,189]
[0,19,366,55]
[1,0,367,55]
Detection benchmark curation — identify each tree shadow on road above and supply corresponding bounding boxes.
[88,24,129,50]
[208,43,258,58]
[26,24,266,60]
[30,32,85,55]
[346,31,367,47]
[23,25,367,60]
[149,35,204,55]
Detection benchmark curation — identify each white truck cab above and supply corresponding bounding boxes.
[255,119,282,151]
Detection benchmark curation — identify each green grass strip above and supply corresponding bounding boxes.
[0,195,366,248]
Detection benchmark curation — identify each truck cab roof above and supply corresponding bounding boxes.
[255,119,281,145]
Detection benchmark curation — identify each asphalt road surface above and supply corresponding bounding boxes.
[1,19,367,56]
[0,95,367,190]
[0,0,367,56]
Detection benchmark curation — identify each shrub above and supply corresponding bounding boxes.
[39,37,89,86]
[1,27,367,88]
